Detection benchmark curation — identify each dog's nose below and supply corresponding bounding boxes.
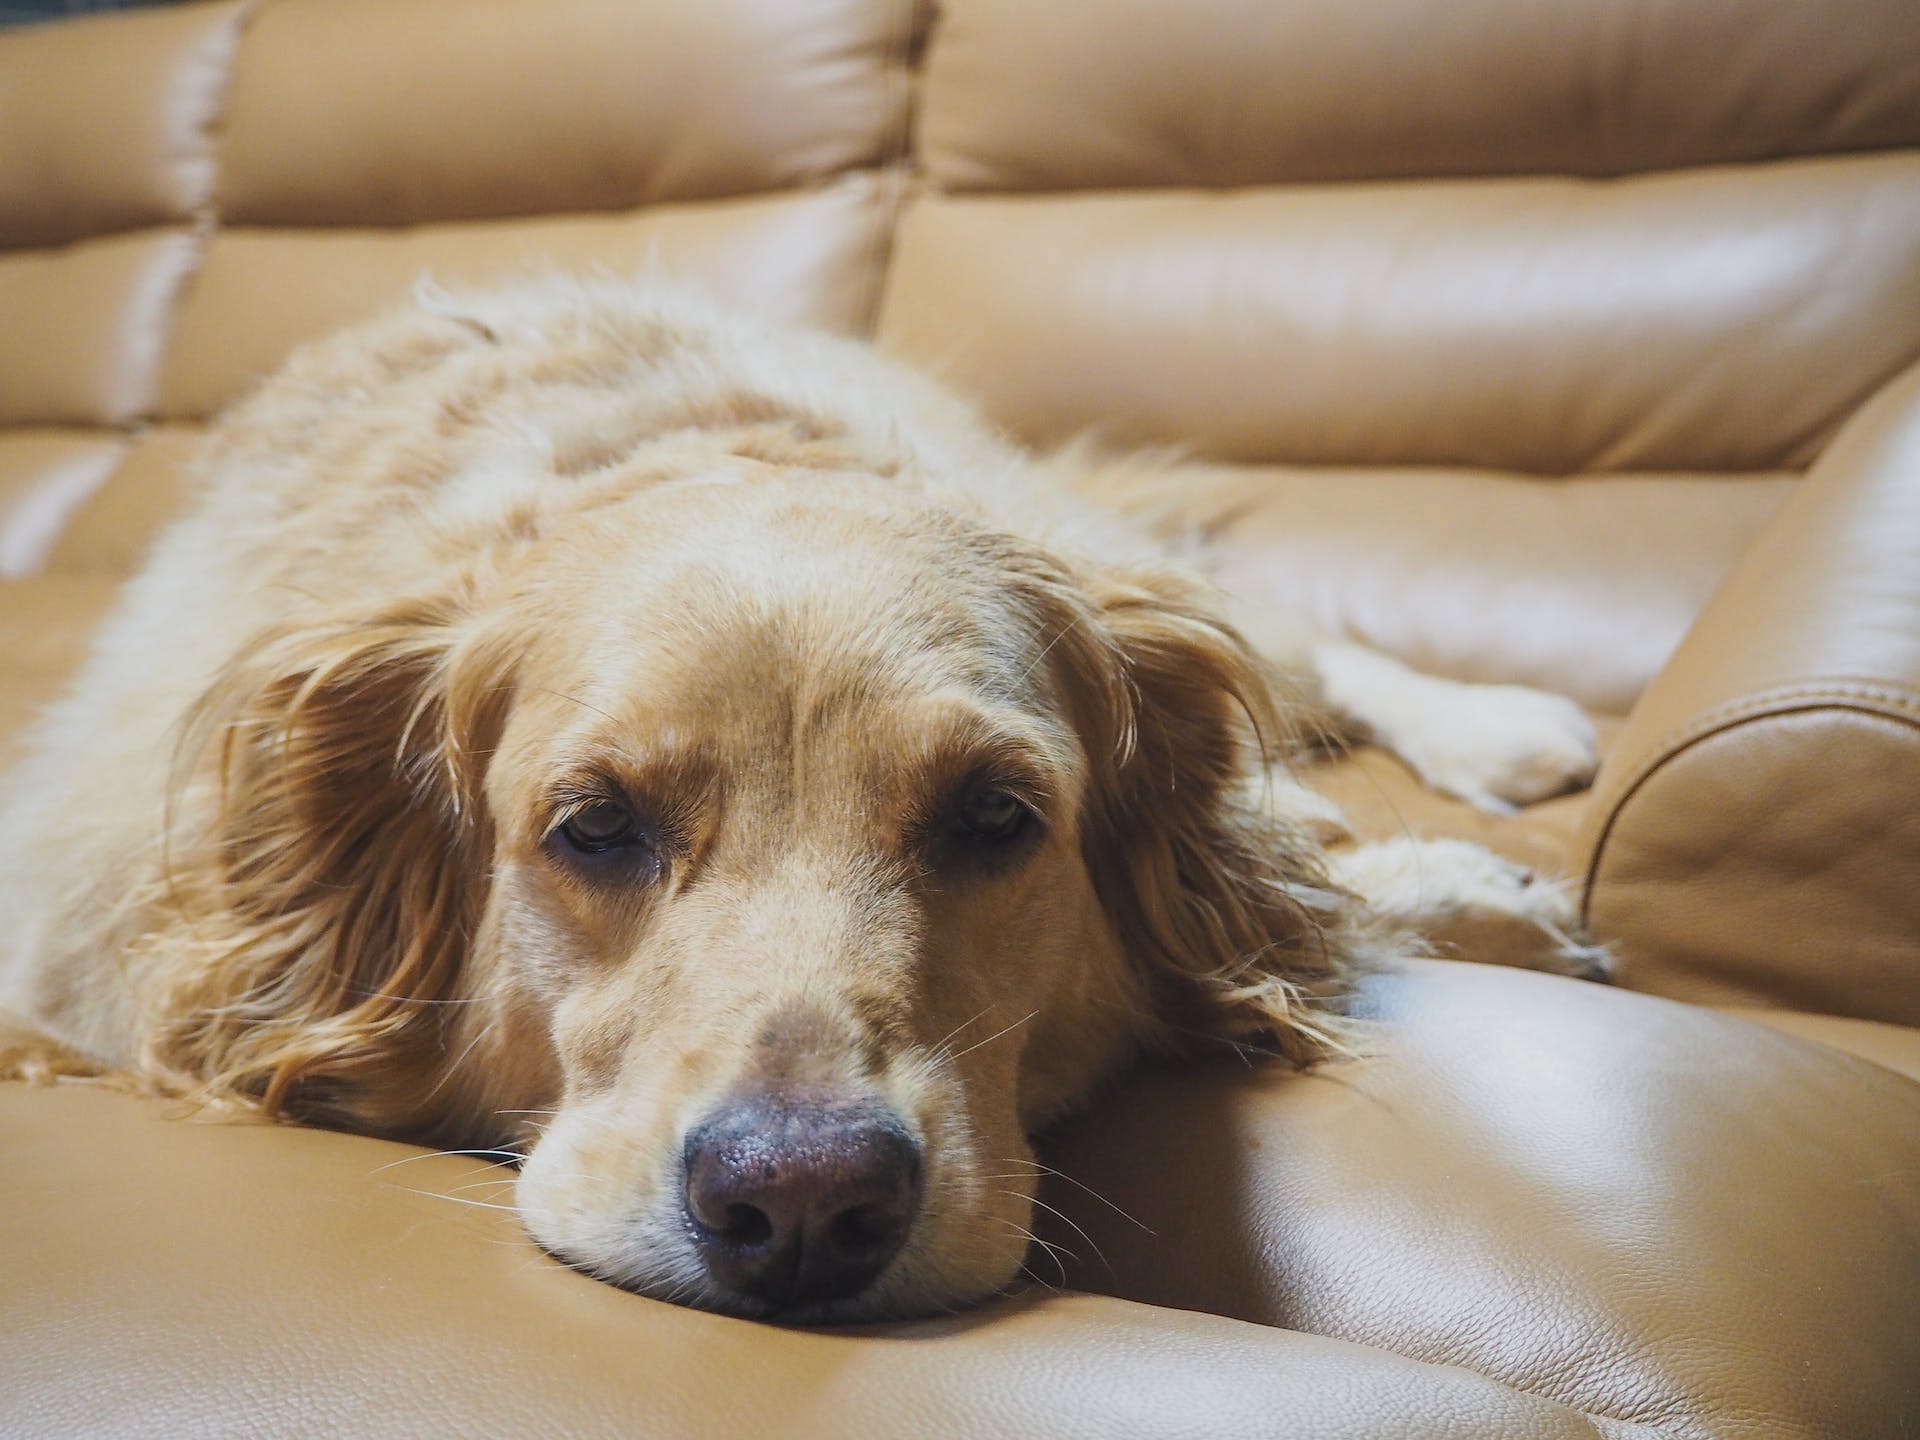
[682,1096,921,1311]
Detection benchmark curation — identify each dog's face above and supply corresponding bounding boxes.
[476,477,1145,1318]
[187,468,1349,1320]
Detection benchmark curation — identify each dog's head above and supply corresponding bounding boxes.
[167,470,1357,1319]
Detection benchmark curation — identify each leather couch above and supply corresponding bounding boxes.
[3,1,1917,1435]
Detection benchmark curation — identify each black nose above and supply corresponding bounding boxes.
[683,1096,921,1311]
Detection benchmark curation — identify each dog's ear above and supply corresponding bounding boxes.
[1056,563,1370,1064]
[151,585,516,1135]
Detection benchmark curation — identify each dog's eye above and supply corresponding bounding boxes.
[556,798,640,854]
[954,786,1031,845]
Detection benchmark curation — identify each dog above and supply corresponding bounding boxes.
[0,278,1601,1320]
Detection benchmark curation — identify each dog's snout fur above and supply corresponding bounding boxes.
[683,1095,922,1311]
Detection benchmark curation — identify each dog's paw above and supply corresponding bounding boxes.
[1328,837,1612,980]
[1310,644,1598,814]
[1388,682,1598,814]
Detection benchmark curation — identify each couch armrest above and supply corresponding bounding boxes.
[1577,359,1920,1023]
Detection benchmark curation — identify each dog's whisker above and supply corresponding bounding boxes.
[926,1004,996,1059]
[367,1147,526,1178]
[1014,1268,1062,1296]
[992,1216,1074,1287]
[384,1184,525,1216]
[945,1008,1039,1064]
[417,1026,491,1106]
[989,1157,1155,1234]
[1012,1189,1113,1277]
[492,1108,558,1141]
[446,1173,617,1198]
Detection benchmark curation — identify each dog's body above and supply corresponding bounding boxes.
[0,279,1598,1319]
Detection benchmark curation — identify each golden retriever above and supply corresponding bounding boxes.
[0,279,1600,1320]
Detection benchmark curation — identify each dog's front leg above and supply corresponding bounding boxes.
[1307,642,1598,814]
[1328,837,1611,980]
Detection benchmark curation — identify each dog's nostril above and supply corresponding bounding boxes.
[828,1203,899,1255]
[717,1202,772,1247]
[682,1095,922,1312]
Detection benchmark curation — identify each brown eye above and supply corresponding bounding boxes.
[955,786,1031,845]
[557,798,639,854]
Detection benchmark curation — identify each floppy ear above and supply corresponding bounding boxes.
[149,587,516,1135]
[1062,564,1380,1064]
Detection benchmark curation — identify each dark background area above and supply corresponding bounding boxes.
[1,0,175,26]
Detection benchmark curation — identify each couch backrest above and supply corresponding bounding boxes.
[886,0,1920,474]
[2,0,1918,720]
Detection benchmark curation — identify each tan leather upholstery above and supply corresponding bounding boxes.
[920,0,1920,190]
[1109,465,1794,714]
[157,179,898,419]
[0,0,243,249]
[877,159,1920,472]
[8,963,1915,1439]
[215,0,915,226]
[0,232,200,427]
[1723,1005,1920,1083]
[41,425,200,577]
[1582,361,1920,1024]
[3,0,1919,1434]
[1035,963,1920,1438]
[0,1076,1623,1440]
[0,431,125,580]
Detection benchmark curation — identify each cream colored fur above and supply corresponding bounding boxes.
[0,277,1600,1319]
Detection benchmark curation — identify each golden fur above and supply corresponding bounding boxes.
[0,278,1590,1318]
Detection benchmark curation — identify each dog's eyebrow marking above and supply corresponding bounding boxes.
[534,735,717,847]
[909,699,1079,800]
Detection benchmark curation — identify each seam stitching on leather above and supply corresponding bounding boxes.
[1581,682,1920,921]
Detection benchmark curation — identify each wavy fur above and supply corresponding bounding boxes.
[0,277,1392,1314]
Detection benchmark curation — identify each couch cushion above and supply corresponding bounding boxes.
[1103,463,1792,713]
[1723,1005,1920,1083]
[878,156,1920,473]
[0,0,244,249]
[215,0,915,227]
[0,1079,1640,1440]
[7,964,1910,1437]
[42,426,201,579]
[921,0,1920,191]
[157,178,896,421]
[0,431,125,580]
[0,231,199,428]
[1035,960,1920,1440]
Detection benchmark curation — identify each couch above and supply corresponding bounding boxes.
[2,1,1917,1435]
